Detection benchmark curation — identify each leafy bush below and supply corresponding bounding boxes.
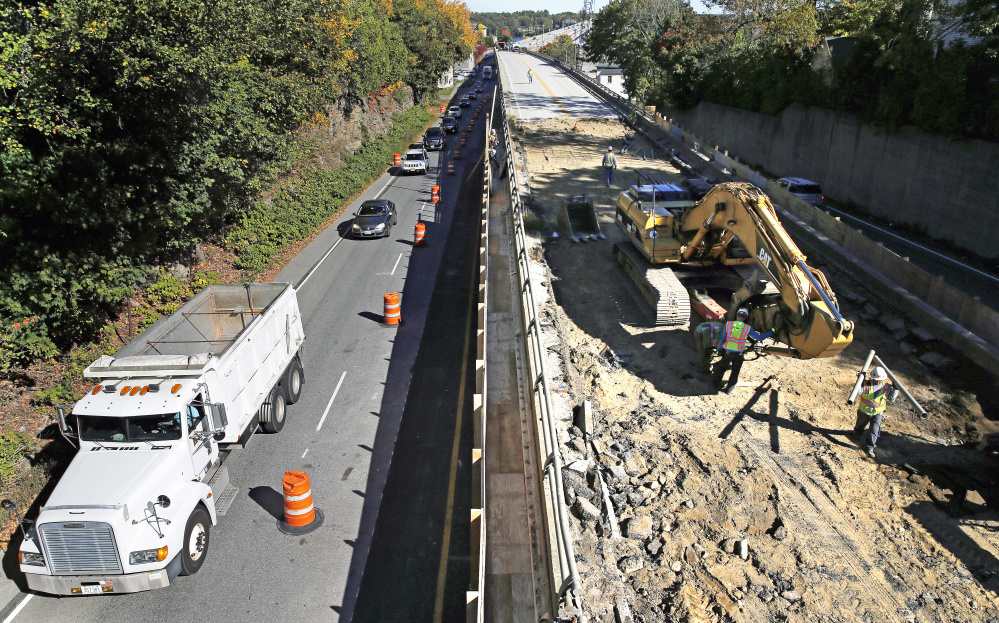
[230,105,433,274]
[0,431,32,483]
[0,317,57,376]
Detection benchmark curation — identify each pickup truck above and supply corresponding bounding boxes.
[402,148,429,175]
[12,283,306,595]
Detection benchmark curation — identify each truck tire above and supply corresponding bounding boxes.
[283,357,304,405]
[180,506,210,576]
[260,385,286,434]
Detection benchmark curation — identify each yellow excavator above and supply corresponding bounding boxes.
[613,182,853,359]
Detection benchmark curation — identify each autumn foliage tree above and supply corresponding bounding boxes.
[0,0,473,359]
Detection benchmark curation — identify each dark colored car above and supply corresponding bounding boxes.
[467,91,477,100]
[351,200,397,238]
[682,178,717,200]
[459,97,470,108]
[474,83,483,93]
[424,127,445,151]
[441,117,458,134]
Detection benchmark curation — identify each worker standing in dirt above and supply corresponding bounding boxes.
[712,308,772,394]
[853,366,896,458]
[602,146,617,187]
[693,321,724,373]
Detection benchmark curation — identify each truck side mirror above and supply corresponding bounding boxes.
[209,403,228,430]
[55,405,78,448]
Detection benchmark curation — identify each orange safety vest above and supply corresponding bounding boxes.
[859,380,888,415]
[721,321,751,353]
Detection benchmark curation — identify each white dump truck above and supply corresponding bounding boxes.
[10,283,305,595]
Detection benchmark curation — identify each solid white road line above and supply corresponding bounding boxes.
[391,253,404,276]
[302,448,310,459]
[2,594,31,623]
[298,236,346,289]
[316,371,347,432]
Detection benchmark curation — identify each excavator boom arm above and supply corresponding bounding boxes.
[677,183,854,358]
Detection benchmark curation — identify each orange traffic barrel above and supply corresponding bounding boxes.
[447,161,455,175]
[277,471,324,535]
[440,104,446,113]
[414,223,426,246]
[431,185,440,204]
[393,153,401,166]
[384,292,401,325]
[460,134,467,146]
[454,146,461,160]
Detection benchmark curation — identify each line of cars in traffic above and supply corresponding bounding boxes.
[352,70,490,238]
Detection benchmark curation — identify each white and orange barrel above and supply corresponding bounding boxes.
[282,471,316,528]
[447,161,455,175]
[393,153,401,166]
[384,292,401,325]
[414,223,426,246]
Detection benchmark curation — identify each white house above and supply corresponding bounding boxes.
[595,65,626,97]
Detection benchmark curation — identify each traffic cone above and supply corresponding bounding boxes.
[383,292,401,325]
[277,471,324,535]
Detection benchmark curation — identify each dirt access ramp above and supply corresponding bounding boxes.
[510,116,999,623]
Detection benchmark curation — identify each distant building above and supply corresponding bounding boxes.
[595,65,626,97]
[932,0,984,50]
[437,68,454,90]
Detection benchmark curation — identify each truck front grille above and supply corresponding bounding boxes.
[38,522,123,575]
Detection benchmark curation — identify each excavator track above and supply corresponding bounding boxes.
[613,242,691,326]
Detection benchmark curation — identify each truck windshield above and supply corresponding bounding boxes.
[78,413,182,442]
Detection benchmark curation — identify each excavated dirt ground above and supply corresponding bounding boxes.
[511,117,999,623]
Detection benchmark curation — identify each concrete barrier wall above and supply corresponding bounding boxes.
[667,102,999,258]
[765,183,999,354]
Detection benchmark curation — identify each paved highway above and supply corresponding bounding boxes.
[496,50,616,120]
[812,202,999,311]
[3,89,491,623]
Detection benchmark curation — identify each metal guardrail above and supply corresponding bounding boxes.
[468,90,493,623]
[496,67,582,612]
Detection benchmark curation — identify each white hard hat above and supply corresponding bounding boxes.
[870,366,887,381]
[607,146,613,151]
[736,308,749,318]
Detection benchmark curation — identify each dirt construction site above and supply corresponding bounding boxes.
[509,116,999,622]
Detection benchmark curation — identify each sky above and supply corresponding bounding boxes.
[464,0,715,15]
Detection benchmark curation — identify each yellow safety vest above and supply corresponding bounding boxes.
[859,380,888,415]
[721,321,751,353]
[603,153,616,167]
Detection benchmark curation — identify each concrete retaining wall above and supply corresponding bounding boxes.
[666,102,999,259]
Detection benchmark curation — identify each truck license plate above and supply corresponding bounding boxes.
[81,585,102,595]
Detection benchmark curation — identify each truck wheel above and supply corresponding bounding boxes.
[180,507,210,576]
[283,357,304,405]
[260,386,286,433]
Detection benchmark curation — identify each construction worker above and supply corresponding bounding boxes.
[712,308,772,394]
[602,146,617,186]
[693,321,724,372]
[527,68,533,84]
[853,366,896,458]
